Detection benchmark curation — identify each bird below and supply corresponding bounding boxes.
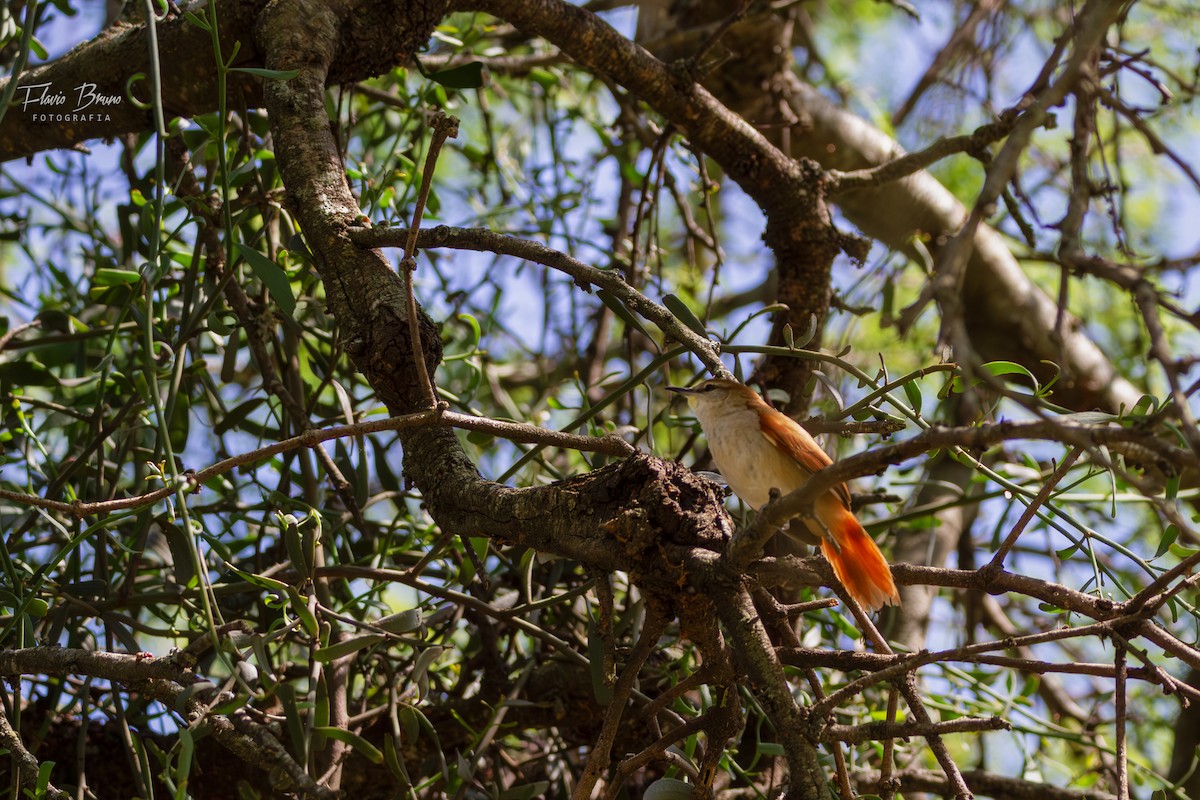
[668,378,900,612]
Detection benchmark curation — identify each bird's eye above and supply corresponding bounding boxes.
[701,384,715,392]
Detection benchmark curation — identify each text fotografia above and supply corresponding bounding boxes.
[16,82,122,122]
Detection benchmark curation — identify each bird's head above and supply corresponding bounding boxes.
[666,379,764,425]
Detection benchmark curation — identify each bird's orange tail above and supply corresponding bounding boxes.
[816,496,900,613]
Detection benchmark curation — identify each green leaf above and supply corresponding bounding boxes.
[1155,525,1178,559]
[528,67,559,88]
[229,66,300,80]
[235,244,296,317]
[1059,411,1119,424]
[1168,541,1199,559]
[398,704,421,745]
[314,727,383,764]
[466,430,494,447]
[1037,602,1068,614]
[642,777,694,800]
[160,521,197,588]
[456,312,482,350]
[281,513,314,579]
[1166,474,1181,501]
[830,610,860,639]
[597,290,657,348]
[224,562,290,592]
[285,586,319,636]
[789,314,819,349]
[662,294,707,337]
[979,360,1038,391]
[214,399,266,436]
[314,634,386,662]
[410,646,443,700]
[427,61,485,89]
[1128,394,1158,418]
[93,268,142,287]
[902,378,923,416]
[36,759,55,795]
[183,10,211,30]
[174,729,195,800]
[1055,543,1080,559]
[276,684,307,762]
[377,608,423,634]
[384,734,411,785]
[207,310,238,336]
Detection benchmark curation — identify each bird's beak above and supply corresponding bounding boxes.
[666,385,695,395]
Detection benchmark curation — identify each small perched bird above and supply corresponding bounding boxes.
[668,378,900,612]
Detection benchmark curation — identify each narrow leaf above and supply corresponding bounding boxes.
[661,294,707,337]
[314,634,386,662]
[597,290,657,347]
[236,244,296,317]
[427,61,485,89]
[314,726,384,764]
[377,608,423,634]
[286,587,319,636]
[643,777,695,799]
[94,268,142,287]
[229,66,300,80]
[1156,525,1179,559]
[224,562,290,592]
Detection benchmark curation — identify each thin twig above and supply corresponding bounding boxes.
[1114,641,1130,800]
[575,602,669,799]
[605,716,709,796]
[880,688,900,800]
[0,407,634,519]
[983,447,1084,573]
[858,768,1119,800]
[899,673,974,799]
[810,621,1117,717]
[0,319,41,353]
[828,121,1012,194]
[823,715,1009,745]
[685,0,751,74]
[840,589,974,800]
[804,666,853,800]
[1122,549,1200,616]
[348,224,729,379]
[402,111,460,408]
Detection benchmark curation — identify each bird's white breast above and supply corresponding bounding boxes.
[695,405,810,510]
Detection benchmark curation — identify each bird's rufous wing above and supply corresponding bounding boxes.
[758,407,854,510]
